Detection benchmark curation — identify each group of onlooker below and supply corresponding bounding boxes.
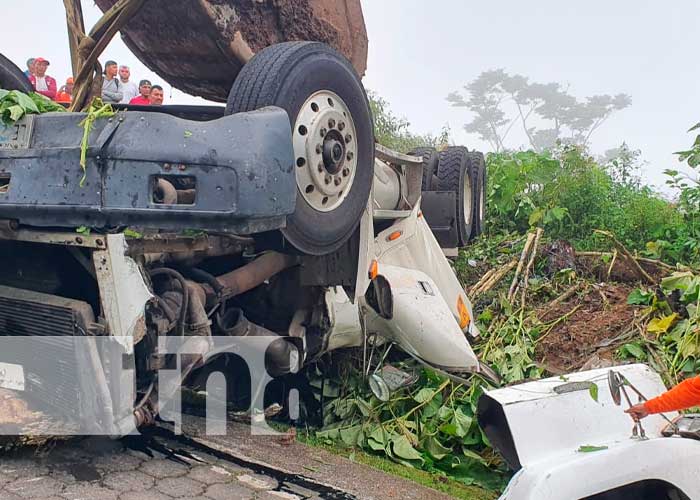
[24,57,165,106]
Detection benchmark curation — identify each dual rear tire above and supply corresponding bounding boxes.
[418,146,486,247]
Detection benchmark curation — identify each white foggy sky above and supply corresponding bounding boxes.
[2,1,698,190]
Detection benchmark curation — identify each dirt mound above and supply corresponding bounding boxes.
[535,283,637,373]
[576,255,667,284]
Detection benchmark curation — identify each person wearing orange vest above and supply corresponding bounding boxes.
[626,375,700,419]
[55,77,74,104]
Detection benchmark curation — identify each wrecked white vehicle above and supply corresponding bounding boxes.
[478,364,697,500]
[0,41,493,434]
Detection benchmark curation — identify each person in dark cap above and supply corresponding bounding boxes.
[29,58,57,100]
[128,79,152,105]
[101,60,122,104]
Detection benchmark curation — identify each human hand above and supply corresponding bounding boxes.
[625,403,649,420]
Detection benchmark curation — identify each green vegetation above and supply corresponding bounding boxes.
[619,272,700,383]
[308,92,700,495]
[485,146,689,260]
[79,99,115,186]
[0,89,64,126]
[308,363,508,492]
[299,431,497,500]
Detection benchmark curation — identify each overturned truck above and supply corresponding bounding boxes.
[0,1,492,434]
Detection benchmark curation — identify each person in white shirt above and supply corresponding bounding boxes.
[118,65,139,104]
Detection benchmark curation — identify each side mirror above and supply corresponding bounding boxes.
[608,370,623,406]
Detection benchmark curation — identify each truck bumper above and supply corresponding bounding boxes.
[0,107,296,234]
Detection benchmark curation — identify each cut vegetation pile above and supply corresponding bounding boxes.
[309,228,699,495]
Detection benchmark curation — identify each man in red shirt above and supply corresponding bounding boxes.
[28,58,57,100]
[128,79,152,105]
[149,85,164,105]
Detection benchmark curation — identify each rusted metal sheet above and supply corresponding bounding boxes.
[95,0,368,102]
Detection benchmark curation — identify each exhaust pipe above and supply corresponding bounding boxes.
[154,178,178,205]
[217,308,300,377]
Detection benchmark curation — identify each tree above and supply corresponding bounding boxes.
[447,69,631,152]
[599,142,644,188]
[369,91,451,152]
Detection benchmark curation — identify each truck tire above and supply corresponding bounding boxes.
[437,146,475,247]
[225,42,374,256]
[408,146,439,190]
[0,53,32,93]
[467,152,487,238]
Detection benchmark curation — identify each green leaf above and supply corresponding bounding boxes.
[528,208,544,226]
[627,288,653,306]
[462,447,487,464]
[661,272,695,294]
[424,436,451,460]
[75,226,91,235]
[621,343,646,360]
[12,91,39,114]
[453,408,473,438]
[315,427,340,441]
[437,405,452,421]
[588,383,599,403]
[7,105,24,122]
[339,425,362,447]
[123,228,143,239]
[355,398,371,417]
[578,445,608,453]
[391,435,423,462]
[184,130,193,138]
[367,426,387,451]
[413,387,436,404]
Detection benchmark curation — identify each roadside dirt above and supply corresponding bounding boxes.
[535,283,637,373]
[576,254,667,283]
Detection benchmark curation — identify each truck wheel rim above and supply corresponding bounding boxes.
[463,173,473,227]
[292,90,358,212]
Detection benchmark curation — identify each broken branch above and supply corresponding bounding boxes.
[508,231,536,301]
[593,230,655,284]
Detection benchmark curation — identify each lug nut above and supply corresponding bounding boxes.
[345,134,352,144]
[334,177,341,186]
[338,121,345,131]
[342,168,350,177]
[316,144,322,154]
[320,128,327,137]
[346,151,354,161]
[328,119,336,129]
[318,162,324,172]
[325,175,332,184]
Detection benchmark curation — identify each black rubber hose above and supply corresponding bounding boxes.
[183,267,225,296]
[149,268,189,336]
